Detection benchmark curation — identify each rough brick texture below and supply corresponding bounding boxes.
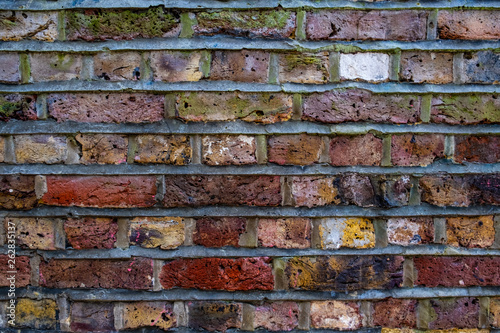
[438,11,500,40]
[64,217,118,249]
[193,217,246,248]
[268,134,324,165]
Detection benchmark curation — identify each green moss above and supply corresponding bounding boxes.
[284,53,322,71]
[0,96,23,117]
[436,94,500,122]
[197,10,291,30]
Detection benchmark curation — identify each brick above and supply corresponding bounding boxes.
[378,175,412,207]
[194,10,295,39]
[431,94,500,124]
[0,53,20,83]
[64,217,118,249]
[306,10,427,41]
[339,173,377,207]
[429,298,480,329]
[30,53,82,82]
[6,217,57,250]
[76,134,128,164]
[163,175,281,207]
[0,137,4,163]
[48,93,164,123]
[310,301,361,329]
[463,51,500,84]
[151,51,203,82]
[0,11,58,41]
[254,302,299,331]
[278,52,329,84]
[188,302,242,332]
[373,298,417,328]
[193,217,246,248]
[66,7,180,41]
[42,176,157,208]
[160,257,274,291]
[387,217,434,246]
[0,255,30,287]
[414,257,500,287]
[134,135,191,165]
[94,51,141,81]
[491,298,500,327]
[286,256,404,291]
[330,134,383,166]
[176,92,293,123]
[258,218,311,249]
[15,299,57,330]
[268,134,323,166]
[303,89,421,124]
[340,53,390,82]
[129,217,184,249]
[70,302,114,332]
[14,135,67,164]
[400,52,453,84]
[123,302,175,330]
[391,134,445,166]
[291,176,341,208]
[438,10,500,40]
[454,136,500,163]
[40,257,153,289]
[0,94,37,122]
[319,218,375,249]
[446,216,495,248]
[0,175,37,210]
[202,135,256,166]
[469,175,500,205]
[211,50,269,83]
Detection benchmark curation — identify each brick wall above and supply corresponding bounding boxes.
[0,0,499,332]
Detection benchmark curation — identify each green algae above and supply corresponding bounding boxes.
[197,10,292,30]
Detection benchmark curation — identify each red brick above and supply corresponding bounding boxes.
[48,93,164,123]
[150,51,203,82]
[391,134,445,166]
[76,134,128,164]
[202,135,256,166]
[188,302,242,332]
[42,176,157,208]
[0,53,20,84]
[310,301,361,330]
[428,298,480,329]
[338,174,376,207]
[330,134,383,166]
[431,95,500,124]
[446,216,495,248]
[0,175,37,210]
[0,94,37,122]
[70,302,114,332]
[254,302,299,331]
[414,257,500,287]
[210,50,269,83]
[39,257,153,289]
[291,176,341,208]
[268,134,324,165]
[438,10,500,40]
[400,52,453,84]
[193,217,246,247]
[160,257,274,291]
[163,175,281,207]
[258,218,311,249]
[0,255,30,287]
[454,136,500,163]
[64,218,118,249]
[373,298,417,328]
[378,175,412,207]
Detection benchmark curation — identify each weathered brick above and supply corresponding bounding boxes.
[258,218,311,249]
[202,135,256,166]
[268,134,324,166]
[306,10,427,41]
[14,135,67,164]
[454,136,500,164]
[40,257,153,289]
[438,10,500,40]
[330,134,383,166]
[338,173,377,207]
[429,298,480,329]
[0,175,37,210]
[129,217,184,249]
[303,90,421,124]
[414,257,500,287]
[286,256,404,291]
[0,137,5,163]
[391,134,445,166]
[160,257,274,291]
[193,217,246,248]
[446,216,495,248]
[48,93,165,123]
[0,94,37,122]
[278,52,329,84]
[94,51,141,81]
[0,255,30,287]
[291,176,341,208]
[0,53,20,84]
[491,298,500,328]
[176,92,293,123]
[65,217,118,249]
[377,175,412,207]
[188,302,242,332]
[123,302,175,330]
[373,298,417,328]
[463,51,500,84]
[42,176,157,208]
[211,50,269,83]
[163,175,281,207]
[340,53,390,82]
[150,51,203,82]
[0,11,58,41]
[194,10,296,39]
[76,134,128,164]
[400,52,453,83]
[6,217,57,250]
[319,218,375,249]
[30,53,82,82]
[66,7,180,41]
[387,217,434,246]
[70,302,114,332]
[310,301,361,329]
[134,135,191,164]
[431,94,500,124]
[469,175,500,205]
[254,302,299,331]
[15,298,57,330]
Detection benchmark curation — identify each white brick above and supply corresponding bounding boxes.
[339,53,390,82]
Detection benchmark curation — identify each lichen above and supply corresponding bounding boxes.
[197,10,292,30]
[284,53,323,71]
[434,94,500,123]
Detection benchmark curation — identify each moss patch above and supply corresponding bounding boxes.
[197,10,292,30]
[0,95,36,121]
